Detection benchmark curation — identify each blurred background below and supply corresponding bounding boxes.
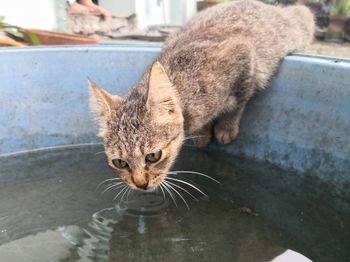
[0,0,349,58]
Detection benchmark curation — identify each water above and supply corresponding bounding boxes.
[0,144,349,262]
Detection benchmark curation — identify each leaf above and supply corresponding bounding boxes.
[5,28,23,38]
[0,18,24,39]
[26,30,40,45]
[332,0,350,16]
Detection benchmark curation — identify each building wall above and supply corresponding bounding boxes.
[99,0,135,17]
[100,0,198,28]
[0,0,198,31]
[0,0,60,30]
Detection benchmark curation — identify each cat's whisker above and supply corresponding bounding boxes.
[159,183,167,201]
[170,170,221,184]
[183,135,205,142]
[96,177,122,190]
[100,182,125,195]
[120,187,130,203]
[95,151,106,156]
[163,181,190,210]
[113,186,128,201]
[162,181,178,207]
[126,188,133,201]
[165,177,207,197]
[161,181,178,208]
[164,180,197,200]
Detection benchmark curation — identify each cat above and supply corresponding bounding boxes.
[89,0,314,191]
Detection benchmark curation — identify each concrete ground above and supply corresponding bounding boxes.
[308,41,350,59]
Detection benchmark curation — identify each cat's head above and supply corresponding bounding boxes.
[89,62,184,191]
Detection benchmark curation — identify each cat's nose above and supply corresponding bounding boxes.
[132,176,149,190]
[135,180,148,190]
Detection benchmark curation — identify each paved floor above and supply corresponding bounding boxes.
[308,41,350,59]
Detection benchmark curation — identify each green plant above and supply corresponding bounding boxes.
[202,0,230,2]
[258,0,297,6]
[332,0,350,16]
[0,16,40,45]
[256,0,276,5]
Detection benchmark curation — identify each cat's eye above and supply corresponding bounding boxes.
[111,159,129,169]
[145,150,162,163]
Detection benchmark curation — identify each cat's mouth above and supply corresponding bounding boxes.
[127,183,159,193]
[133,174,165,192]
[124,175,164,192]
[142,187,158,193]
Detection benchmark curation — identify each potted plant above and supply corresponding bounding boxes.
[326,0,350,42]
[344,17,350,41]
[197,0,229,12]
[0,16,99,46]
[0,16,39,46]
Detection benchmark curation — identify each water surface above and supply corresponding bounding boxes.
[0,144,349,261]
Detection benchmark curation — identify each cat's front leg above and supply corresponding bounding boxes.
[190,122,213,148]
[214,105,246,144]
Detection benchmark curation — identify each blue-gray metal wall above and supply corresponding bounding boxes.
[0,45,349,190]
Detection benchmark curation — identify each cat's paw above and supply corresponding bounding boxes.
[214,124,239,144]
[192,135,212,148]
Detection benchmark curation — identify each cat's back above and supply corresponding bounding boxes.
[164,0,313,49]
[185,0,268,31]
[155,0,314,132]
[160,0,314,90]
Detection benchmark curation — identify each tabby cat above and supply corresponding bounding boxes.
[90,0,314,190]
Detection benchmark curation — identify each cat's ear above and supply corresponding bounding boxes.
[146,62,183,124]
[88,80,122,119]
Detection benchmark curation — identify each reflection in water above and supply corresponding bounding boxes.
[0,145,348,261]
[122,191,169,216]
[61,191,169,261]
[61,207,122,261]
[0,191,170,262]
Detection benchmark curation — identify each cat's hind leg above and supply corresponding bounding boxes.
[191,122,213,148]
[214,105,245,144]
